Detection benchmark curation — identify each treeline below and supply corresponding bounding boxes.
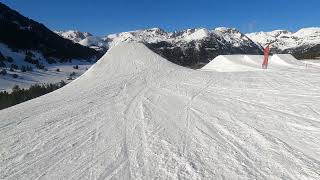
[0,81,67,110]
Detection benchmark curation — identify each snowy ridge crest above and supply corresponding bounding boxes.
[55,30,108,51]
[57,27,257,49]
[246,27,320,50]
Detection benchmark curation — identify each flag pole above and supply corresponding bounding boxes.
[262,44,270,69]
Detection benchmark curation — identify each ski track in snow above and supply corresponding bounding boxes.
[0,43,320,179]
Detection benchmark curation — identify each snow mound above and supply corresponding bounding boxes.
[270,54,305,67]
[244,55,266,66]
[202,54,307,72]
[81,43,179,80]
[201,55,261,72]
[1,43,320,179]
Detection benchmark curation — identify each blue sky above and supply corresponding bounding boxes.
[1,0,319,36]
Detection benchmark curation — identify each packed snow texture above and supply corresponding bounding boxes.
[0,43,320,179]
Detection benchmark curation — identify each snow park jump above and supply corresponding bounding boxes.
[201,53,312,72]
[1,43,320,179]
[1,1,320,179]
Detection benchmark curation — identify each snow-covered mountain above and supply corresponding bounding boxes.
[57,27,263,68]
[104,27,216,45]
[247,28,320,50]
[213,27,254,47]
[105,27,260,48]
[99,27,320,62]
[104,27,170,46]
[246,28,320,58]
[0,3,101,91]
[105,27,263,68]
[0,2,100,61]
[55,30,108,52]
[54,30,92,43]
[57,27,320,61]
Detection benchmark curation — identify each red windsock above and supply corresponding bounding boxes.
[262,45,270,69]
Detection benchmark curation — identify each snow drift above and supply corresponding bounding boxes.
[1,43,320,179]
[201,55,262,72]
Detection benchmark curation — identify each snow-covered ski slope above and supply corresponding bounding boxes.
[1,43,320,179]
[202,54,311,72]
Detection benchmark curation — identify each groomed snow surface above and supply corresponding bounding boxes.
[1,43,320,179]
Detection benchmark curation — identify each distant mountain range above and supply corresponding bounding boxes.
[1,1,319,72]
[54,30,108,52]
[56,27,320,68]
[56,28,263,68]
[246,28,320,59]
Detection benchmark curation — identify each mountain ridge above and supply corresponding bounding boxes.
[246,27,320,58]
[0,2,101,91]
[0,2,101,61]
[57,27,320,67]
[58,27,263,68]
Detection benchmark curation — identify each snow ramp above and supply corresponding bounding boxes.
[201,55,262,72]
[202,54,307,72]
[269,54,305,67]
[1,43,320,179]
